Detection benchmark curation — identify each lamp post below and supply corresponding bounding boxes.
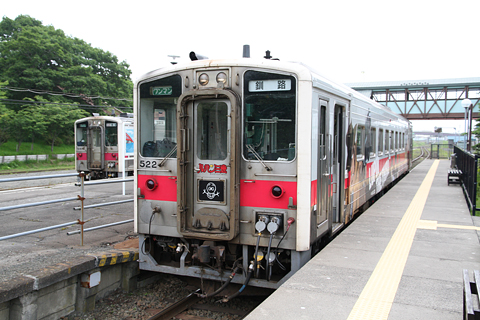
[462,98,472,151]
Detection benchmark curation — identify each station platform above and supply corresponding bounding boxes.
[246,159,480,319]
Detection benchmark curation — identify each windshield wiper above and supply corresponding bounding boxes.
[159,145,178,167]
[246,144,272,171]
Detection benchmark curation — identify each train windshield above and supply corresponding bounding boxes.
[76,121,88,146]
[139,75,182,157]
[243,71,296,161]
[105,121,118,146]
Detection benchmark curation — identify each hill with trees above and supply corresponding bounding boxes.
[0,15,133,152]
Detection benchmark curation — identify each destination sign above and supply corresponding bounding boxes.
[151,86,173,96]
[248,79,291,92]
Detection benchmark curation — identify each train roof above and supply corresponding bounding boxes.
[136,58,408,124]
[75,115,134,123]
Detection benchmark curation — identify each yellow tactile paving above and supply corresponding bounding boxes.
[347,160,440,320]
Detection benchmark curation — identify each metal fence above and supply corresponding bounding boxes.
[0,154,75,164]
[0,172,133,244]
[453,146,479,215]
[430,143,454,159]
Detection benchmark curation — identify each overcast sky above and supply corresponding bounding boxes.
[3,0,480,133]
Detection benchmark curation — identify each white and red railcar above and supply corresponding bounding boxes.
[75,114,134,180]
[134,55,412,289]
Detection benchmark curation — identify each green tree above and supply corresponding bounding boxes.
[0,15,133,112]
[19,100,48,151]
[41,105,89,152]
[0,81,13,146]
[7,105,31,152]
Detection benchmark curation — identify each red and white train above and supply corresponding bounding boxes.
[134,52,412,291]
[75,114,134,180]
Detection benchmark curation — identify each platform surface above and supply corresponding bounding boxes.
[246,159,480,319]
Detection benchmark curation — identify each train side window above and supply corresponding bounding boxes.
[370,127,376,158]
[378,129,384,155]
[402,132,405,150]
[395,132,399,150]
[355,125,364,161]
[385,130,389,154]
[390,131,394,152]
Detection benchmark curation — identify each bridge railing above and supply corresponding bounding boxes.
[453,146,479,215]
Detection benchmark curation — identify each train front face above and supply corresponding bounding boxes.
[136,63,300,288]
[75,117,121,179]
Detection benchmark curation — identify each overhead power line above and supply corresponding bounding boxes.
[0,86,132,102]
[0,98,132,109]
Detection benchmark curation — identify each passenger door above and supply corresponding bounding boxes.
[317,100,329,230]
[177,94,240,241]
[88,126,104,171]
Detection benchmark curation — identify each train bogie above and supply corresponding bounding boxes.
[134,56,412,290]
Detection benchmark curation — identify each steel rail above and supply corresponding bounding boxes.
[147,289,202,320]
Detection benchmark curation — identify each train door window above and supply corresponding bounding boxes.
[243,70,296,161]
[196,101,228,160]
[385,130,389,154]
[395,132,399,150]
[139,75,182,157]
[402,133,405,150]
[378,129,384,155]
[370,127,376,158]
[355,125,364,160]
[105,121,118,146]
[319,104,326,160]
[76,122,87,146]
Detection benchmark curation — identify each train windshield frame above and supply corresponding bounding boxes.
[139,75,182,158]
[243,70,297,162]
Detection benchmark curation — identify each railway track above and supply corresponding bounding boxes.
[412,146,429,167]
[147,287,263,320]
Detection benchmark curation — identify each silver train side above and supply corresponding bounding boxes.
[75,115,134,180]
[134,58,412,290]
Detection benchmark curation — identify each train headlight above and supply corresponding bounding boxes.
[271,185,283,198]
[216,72,227,84]
[199,73,209,86]
[146,178,158,190]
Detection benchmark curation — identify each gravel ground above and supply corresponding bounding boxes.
[62,273,263,320]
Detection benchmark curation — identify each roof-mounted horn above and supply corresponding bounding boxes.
[189,52,209,61]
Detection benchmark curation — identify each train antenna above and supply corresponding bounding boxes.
[264,50,272,59]
[168,55,180,65]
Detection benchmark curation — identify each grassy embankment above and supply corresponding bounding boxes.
[0,141,75,174]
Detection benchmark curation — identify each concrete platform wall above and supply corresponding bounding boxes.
[0,250,145,320]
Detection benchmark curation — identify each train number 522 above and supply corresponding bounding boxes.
[139,160,158,168]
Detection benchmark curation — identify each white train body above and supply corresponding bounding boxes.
[134,58,412,289]
[75,115,134,179]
